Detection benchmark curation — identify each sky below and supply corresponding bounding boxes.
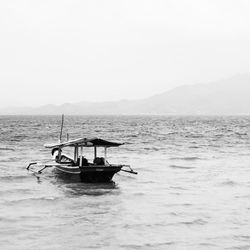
[0,0,250,107]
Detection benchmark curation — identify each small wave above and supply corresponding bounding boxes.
[0,175,31,181]
[152,147,161,151]
[169,165,195,169]
[169,156,202,161]
[226,245,250,250]
[169,212,179,216]
[235,132,248,136]
[0,188,31,196]
[220,180,239,186]
[127,134,138,138]
[236,195,250,199]
[199,242,218,247]
[124,142,133,145]
[143,147,153,151]
[215,134,224,137]
[144,242,176,247]
[0,157,24,162]
[181,219,207,226]
[120,242,176,249]
[166,203,192,207]
[169,186,187,190]
[0,217,18,223]
[9,135,28,142]
[7,196,60,205]
[166,132,178,135]
[185,134,204,138]
[234,235,250,241]
[142,146,161,151]
[133,192,145,196]
[0,147,15,151]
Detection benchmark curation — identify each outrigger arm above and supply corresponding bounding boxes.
[26,161,54,174]
[121,165,138,175]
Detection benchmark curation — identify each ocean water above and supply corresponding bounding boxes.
[1,115,250,250]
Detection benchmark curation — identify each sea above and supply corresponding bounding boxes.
[0,115,250,250]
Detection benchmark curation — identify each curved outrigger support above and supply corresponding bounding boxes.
[121,165,138,175]
[26,162,37,170]
[26,161,54,174]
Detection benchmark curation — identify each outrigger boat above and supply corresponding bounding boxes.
[27,116,137,183]
[27,137,137,182]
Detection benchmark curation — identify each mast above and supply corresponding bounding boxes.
[57,114,64,162]
[59,114,64,143]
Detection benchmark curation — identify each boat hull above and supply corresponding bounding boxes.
[53,165,122,183]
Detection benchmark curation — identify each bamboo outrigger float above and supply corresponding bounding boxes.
[27,116,137,182]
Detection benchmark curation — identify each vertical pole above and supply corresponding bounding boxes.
[104,147,107,166]
[59,114,64,143]
[74,146,77,163]
[80,146,83,167]
[94,147,97,159]
[76,146,79,163]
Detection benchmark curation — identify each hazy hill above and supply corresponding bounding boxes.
[140,74,250,115]
[1,75,250,115]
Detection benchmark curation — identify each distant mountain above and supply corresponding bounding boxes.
[1,74,250,115]
[140,74,250,115]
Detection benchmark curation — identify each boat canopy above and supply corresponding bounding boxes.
[44,137,124,149]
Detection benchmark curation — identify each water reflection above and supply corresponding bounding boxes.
[49,171,120,197]
[61,182,119,197]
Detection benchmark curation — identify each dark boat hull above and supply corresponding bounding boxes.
[54,165,122,183]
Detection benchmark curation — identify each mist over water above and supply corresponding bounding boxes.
[1,115,250,250]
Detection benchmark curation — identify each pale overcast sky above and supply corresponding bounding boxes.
[0,0,250,107]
